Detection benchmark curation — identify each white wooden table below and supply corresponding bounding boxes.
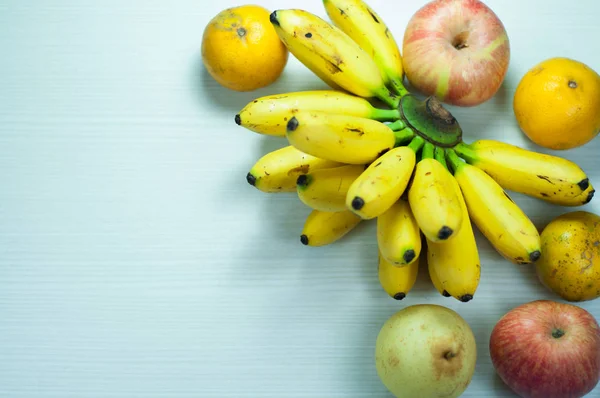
[1,0,599,396]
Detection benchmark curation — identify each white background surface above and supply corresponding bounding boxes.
[1,0,599,396]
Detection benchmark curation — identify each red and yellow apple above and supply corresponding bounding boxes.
[402,0,510,107]
[489,300,600,398]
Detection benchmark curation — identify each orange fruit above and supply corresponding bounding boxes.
[513,57,600,150]
[201,5,289,92]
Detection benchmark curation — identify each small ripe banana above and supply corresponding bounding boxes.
[296,164,365,211]
[323,0,406,97]
[346,138,422,219]
[378,250,420,300]
[408,147,464,242]
[455,140,595,206]
[300,209,362,247]
[235,90,400,137]
[448,150,541,265]
[285,110,396,165]
[377,198,422,266]
[427,253,450,298]
[426,177,481,303]
[270,9,399,107]
[247,145,343,193]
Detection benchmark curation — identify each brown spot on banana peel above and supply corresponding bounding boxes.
[537,175,554,184]
[304,32,312,38]
[345,127,364,136]
[368,9,379,23]
[288,165,310,175]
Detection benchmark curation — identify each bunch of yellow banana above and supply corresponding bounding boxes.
[233,0,596,302]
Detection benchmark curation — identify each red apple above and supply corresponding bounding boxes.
[402,0,510,107]
[489,300,600,398]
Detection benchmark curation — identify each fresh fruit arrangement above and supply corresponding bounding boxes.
[233,0,596,303]
[201,0,600,396]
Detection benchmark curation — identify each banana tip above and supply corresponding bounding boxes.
[403,250,416,264]
[585,189,595,204]
[246,172,257,186]
[300,234,309,245]
[529,250,541,262]
[296,174,309,187]
[437,226,453,240]
[351,196,365,211]
[393,292,406,300]
[234,114,241,125]
[442,290,451,298]
[578,178,590,191]
[287,116,299,132]
[459,294,473,303]
[269,11,280,26]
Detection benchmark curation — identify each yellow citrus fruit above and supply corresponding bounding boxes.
[513,57,600,150]
[201,5,289,92]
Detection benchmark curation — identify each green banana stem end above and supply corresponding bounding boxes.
[421,142,435,160]
[446,148,465,174]
[434,147,448,170]
[407,135,425,153]
[454,142,477,164]
[394,127,415,147]
[372,107,401,122]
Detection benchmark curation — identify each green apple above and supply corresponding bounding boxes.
[375,304,477,398]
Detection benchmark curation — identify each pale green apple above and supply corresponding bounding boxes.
[375,304,477,398]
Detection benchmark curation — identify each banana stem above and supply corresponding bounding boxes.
[421,142,435,159]
[434,146,448,169]
[446,149,465,174]
[372,108,401,121]
[389,78,410,98]
[394,127,415,146]
[408,135,425,153]
[388,120,406,131]
[454,142,477,164]
[376,88,401,109]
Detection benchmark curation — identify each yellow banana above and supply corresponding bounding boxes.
[408,145,464,242]
[285,110,396,165]
[323,0,406,97]
[235,90,400,137]
[247,145,343,193]
[296,164,365,211]
[378,250,420,300]
[426,177,481,303]
[376,198,421,266]
[346,138,421,219]
[300,209,362,246]
[447,150,541,265]
[269,9,399,107]
[455,140,595,207]
[427,253,450,298]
